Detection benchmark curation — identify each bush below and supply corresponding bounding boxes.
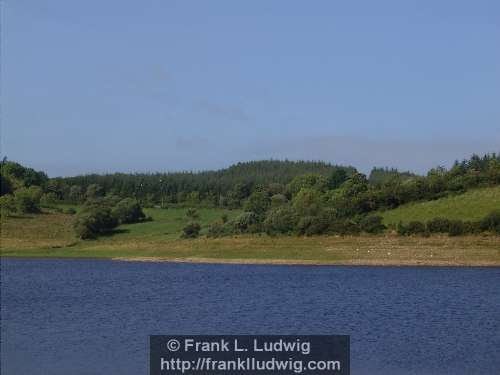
[65,207,77,215]
[186,208,199,220]
[292,188,323,217]
[329,219,361,235]
[397,221,408,236]
[112,198,146,224]
[296,215,330,236]
[14,187,40,213]
[426,217,451,233]
[85,184,104,199]
[181,222,201,238]
[398,221,428,236]
[448,220,465,236]
[73,207,118,239]
[480,210,500,234]
[243,191,270,218]
[0,194,16,216]
[407,221,428,235]
[84,195,121,210]
[263,206,297,235]
[462,220,480,234]
[232,212,258,232]
[270,194,288,207]
[40,192,58,207]
[359,215,386,234]
[207,221,233,238]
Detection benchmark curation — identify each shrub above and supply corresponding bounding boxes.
[462,221,481,234]
[73,207,118,239]
[40,192,58,207]
[479,210,500,234]
[221,214,228,223]
[292,188,323,217]
[263,206,297,235]
[243,191,270,218]
[232,212,258,232]
[0,194,16,216]
[207,221,233,238]
[398,221,428,236]
[85,184,104,199]
[112,198,146,224]
[359,215,386,234]
[397,221,408,236]
[448,220,465,236]
[270,194,288,207]
[84,195,121,210]
[186,208,199,220]
[65,207,77,215]
[296,215,330,236]
[329,219,361,235]
[181,222,201,238]
[14,187,40,213]
[426,217,451,233]
[406,221,428,235]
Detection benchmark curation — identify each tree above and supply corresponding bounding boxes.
[112,198,146,224]
[73,207,118,239]
[85,184,104,200]
[14,187,40,213]
[328,168,348,189]
[270,194,288,207]
[339,172,368,197]
[287,174,328,197]
[263,206,297,234]
[0,174,13,195]
[243,191,270,219]
[69,185,83,203]
[292,188,323,217]
[40,192,59,207]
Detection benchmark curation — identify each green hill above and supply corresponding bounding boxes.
[380,186,500,225]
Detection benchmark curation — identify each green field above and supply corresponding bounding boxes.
[380,187,500,226]
[1,206,499,266]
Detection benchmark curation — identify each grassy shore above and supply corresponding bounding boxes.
[1,207,499,266]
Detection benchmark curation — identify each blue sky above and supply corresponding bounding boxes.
[2,0,499,176]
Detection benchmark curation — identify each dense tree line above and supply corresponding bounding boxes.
[48,160,356,207]
[0,160,49,215]
[2,153,499,239]
[199,152,500,238]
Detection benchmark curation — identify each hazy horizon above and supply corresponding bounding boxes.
[2,0,499,177]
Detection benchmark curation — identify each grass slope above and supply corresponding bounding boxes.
[1,207,499,265]
[380,187,500,225]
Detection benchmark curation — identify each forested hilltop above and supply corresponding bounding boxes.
[1,153,499,239]
[50,160,357,207]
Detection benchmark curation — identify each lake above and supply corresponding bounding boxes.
[1,258,499,375]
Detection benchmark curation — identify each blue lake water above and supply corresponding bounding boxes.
[1,258,499,375]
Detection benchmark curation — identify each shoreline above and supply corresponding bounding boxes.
[111,256,500,267]
[1,255,499,267]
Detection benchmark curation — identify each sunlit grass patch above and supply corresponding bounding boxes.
[379,187,500,225]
